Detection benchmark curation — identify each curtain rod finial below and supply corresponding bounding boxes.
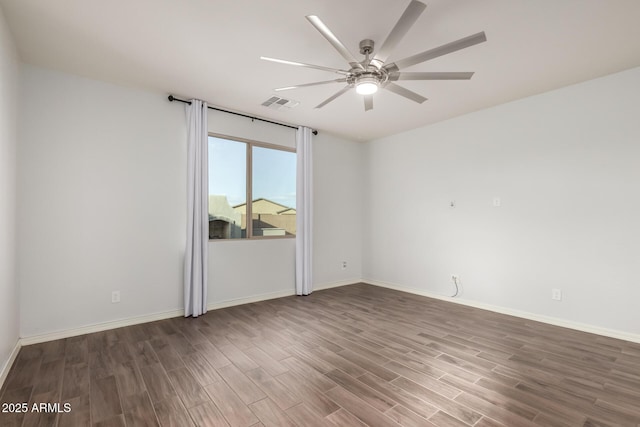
[168,95,175,102]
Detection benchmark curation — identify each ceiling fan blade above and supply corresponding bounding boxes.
[261,57,350,75]
[384,82,427,104]
[306,16,364,70]
[364,95,373,111]
[315,85,352,109]
[275,78,347,91]
[371,0,427,69]
[384,32,487,72]
[389,71,474,81]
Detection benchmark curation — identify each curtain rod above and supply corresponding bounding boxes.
[168,95,318,135]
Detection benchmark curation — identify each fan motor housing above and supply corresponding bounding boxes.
[359,39,375,55]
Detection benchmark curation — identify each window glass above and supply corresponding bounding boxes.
[252,146,297,237]
[208,135,295,239]
[208,137,246,239]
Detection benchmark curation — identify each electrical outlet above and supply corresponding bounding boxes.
[493,197,501,207]
[342,261,347,270]
[112,291,121,303]
[551,288,562,301]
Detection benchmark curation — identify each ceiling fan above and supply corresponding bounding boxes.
[261,0,486,111]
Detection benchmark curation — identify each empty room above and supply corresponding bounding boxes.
[1,0,639,426]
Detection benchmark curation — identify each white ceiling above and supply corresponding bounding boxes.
[2,0,640,141]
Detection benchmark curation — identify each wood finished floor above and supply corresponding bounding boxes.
[1,283,640,427]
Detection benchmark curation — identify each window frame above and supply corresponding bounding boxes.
[208,132,296,241]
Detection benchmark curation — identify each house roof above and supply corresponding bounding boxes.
[233,198,293,211]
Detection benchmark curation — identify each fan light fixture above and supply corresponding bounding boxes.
[355,76,379,95]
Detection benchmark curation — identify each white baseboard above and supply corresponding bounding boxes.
[364,279,640,344]
[0,339,21,390]
[15,277,639,358]
[17,284,341,348]
[206,280,359,310]
[207,289,296,310]
[19,309,184,346]
[314,279,360,291]
[20,290,299,347]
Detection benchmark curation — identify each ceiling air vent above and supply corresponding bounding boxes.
[261,95,300,111]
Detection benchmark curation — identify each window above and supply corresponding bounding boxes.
[208,135,296,240]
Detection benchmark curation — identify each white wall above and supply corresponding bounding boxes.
[0,5,19,377]
[18,66,187,337]
[17,65,364,338]
[206,111,363,304]
[206,110,298,304]
[364,66,640,336]
[313,132,363,286]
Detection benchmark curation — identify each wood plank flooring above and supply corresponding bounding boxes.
[1,283,639,426]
